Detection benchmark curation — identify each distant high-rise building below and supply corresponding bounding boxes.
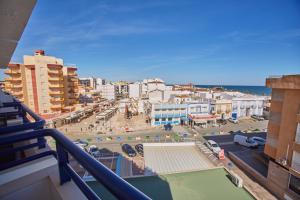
[4,50,79,117]
[264,75,300,199]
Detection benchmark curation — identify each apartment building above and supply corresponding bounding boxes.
[129,82,142,99]
[4,63,26,102]
[210,98,232,119]
[79,77,96,90]
[99,84,117,100]
[4,50,79,117]
[63,66,79,107]
[187,102,216,128]
[150,103,187,126]
[264,75,300,200]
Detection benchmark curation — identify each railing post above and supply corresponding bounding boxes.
[37,137,46,149]
[56,143,71,185]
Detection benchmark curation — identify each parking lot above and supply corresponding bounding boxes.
[204,132,268,177]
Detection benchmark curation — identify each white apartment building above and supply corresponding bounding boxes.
[150,103,187,126]
[222,93,265,119]
[99,84,116,100]
[187,102,216,127]
[129,82,142,99]
[95,78,105,91]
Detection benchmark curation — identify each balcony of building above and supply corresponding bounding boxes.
[5,76,22,82]
[50,98,64,103]
[48,70,62,76]
[47,64,63,69]
[67,72,78,77]
[49,84,64,89]
[0,95,150,200]
[12,91,24,96]
[8,84,23,89]
[48,76,63,82]
[51,104,63,110]
[49,90,64,96]
[4,69,21,75]
[68,77,78,82]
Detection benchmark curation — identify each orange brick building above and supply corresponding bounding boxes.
[264,75,300,199]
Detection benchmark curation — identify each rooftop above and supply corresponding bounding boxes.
[266,74,300,89]
[87,168,255,200]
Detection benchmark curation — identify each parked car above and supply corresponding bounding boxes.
[228,118,239,124]
[74,139,88,147]
[205,140,221,154]
[135,144,144,156]
[74,143,87,152]
[233,135,258,148]
[122,144,136,157]
[249,136,266,145]
[251,115,264,121]
[88,145,100,157]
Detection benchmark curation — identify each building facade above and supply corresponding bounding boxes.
[4,50,79,117]
[231,95,265,119]
[187,102,216,128]
[129,82,142,99]
[99,84,116,100]
[210,99,232,119]
[264,75,300,200]
[63,66,79,107]
[150,103,187,126]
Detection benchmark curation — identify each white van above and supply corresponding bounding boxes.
[233,135,258,148]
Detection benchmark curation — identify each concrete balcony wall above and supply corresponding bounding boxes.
[0,156,87,200]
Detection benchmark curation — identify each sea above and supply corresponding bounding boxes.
[195,85,271,96]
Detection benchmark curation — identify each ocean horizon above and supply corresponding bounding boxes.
[195,85,271,96]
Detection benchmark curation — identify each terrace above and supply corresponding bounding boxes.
[87,168,255,200]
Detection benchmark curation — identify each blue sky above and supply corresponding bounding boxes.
[3,0,300,85]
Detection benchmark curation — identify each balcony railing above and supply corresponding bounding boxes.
[49,84,64,88]
[49,77,63,81]
[4,69,21,75]
[49,91,64,95]
[0,101,151,200]
[50,98,64,103]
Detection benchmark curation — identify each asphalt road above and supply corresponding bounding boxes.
[204,132,266,153]
[204,132,268,177]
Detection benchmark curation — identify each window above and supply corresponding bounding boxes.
[162,118,166,121]
[289,174,300,195]
[155,118,159,122]
[168,118,172,121]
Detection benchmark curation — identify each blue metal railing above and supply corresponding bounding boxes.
[0,128,151,200]
[0,101,45,133]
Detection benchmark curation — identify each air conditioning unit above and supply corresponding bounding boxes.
[228,170,243,188]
